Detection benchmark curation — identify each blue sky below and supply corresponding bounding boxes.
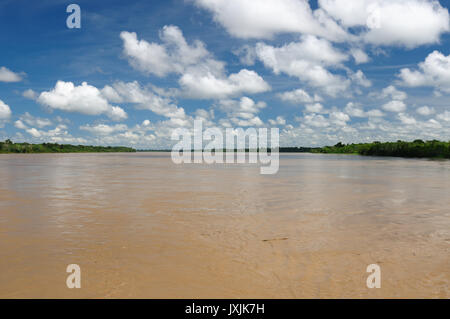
[0,0,449,148]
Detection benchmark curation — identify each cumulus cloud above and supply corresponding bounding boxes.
[398,51,450,93]
[437,111,450,122]
[194,0,449,48]
[416,106,435,116]
[351,48,370,64]
[218,97,266,126]
[379,85,408,101]
[330,111,350,126]
[14,120,87,144]
[366,109,385,117]
[179,68,270,99]
[350,70,372,87]
[398,113,417,125]
[14,120,27,130]
[268,116,286,126]
[255,35,350,96]
[0,66,22,82]
[22,89,38,100]
[305,103,327,113]
[26,127,42,138]
[19,112,52,128]
[344,102,365,117]
[278,88,322,104]
[319,0,450,48]
[344,102,385,118]
[0,99,12,126]
[80,123,128,135]
[193,0,349,41]
[80,122,157,146]
[302,113,330,128]
[382,100,407,112]
[102,81,188,122]
[121,26,270,99]
[120,26,210,77]
[37,81,127,121]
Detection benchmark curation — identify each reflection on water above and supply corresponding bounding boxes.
[0,153,449,298]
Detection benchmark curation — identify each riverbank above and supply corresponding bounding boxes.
[0,140,135,153]
[3,139,449,159]
[140,140,450,159]
[314,140,450,159]
[281,140,450,159]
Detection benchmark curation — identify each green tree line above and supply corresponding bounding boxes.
[0,140,135,153]
[286,140,450,159]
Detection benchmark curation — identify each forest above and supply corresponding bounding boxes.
[0,140,135,153]
[280,140,450,159]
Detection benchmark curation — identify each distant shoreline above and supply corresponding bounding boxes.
[2,139,449,159]
[140,140,450,159]
[0,140,135,154]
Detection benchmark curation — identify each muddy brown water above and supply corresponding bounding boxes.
[0,153,448,298]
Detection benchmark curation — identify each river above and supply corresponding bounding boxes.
[0,153,448,298]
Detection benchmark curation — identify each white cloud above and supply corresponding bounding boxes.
[120,26,210,77]
[398,51,450,93]
[416,106,435,116]
[218,97,266,127]
[257,35,348,67]
[0,66,22,82]
[38,81,127,121]
[268,116,286,126]
[398,113,417,125]
[194,109,215,127]
[305,103,326,113]
[233,45,257,66]
[14,122,87,144]
[366,109,385,117]
[330,111,350,126]
[255,36,350,96]
[345,102,366,117]
[382,100,407,112]
[0,99,12,126]
[437,111,450,122]
[278,88,322,104]
[14,120,27,130]
[302,113,330,127]
[350,70,372,87]
[319,0,450,48]
[344,103,385,118]
[379,85,407,100]
[22,89,38,100]
[108,106,128,122]
[26,127,42,138]
[80,121,157,147]
[80,123,128,135]
[351,48,370,64]
[19,112,52,128]
[121,26,270,99]
[193,0,349,41]
[180,69,270,99]
[194,0,449,48]
[103,81,187,121]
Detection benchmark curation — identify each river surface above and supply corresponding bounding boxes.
[0,152,448,298]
